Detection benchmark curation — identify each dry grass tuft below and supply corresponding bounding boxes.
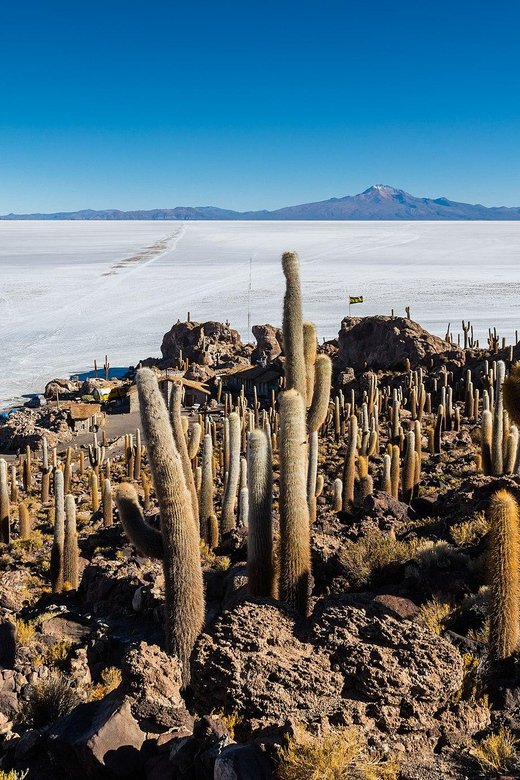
[450,513,489,546]
[417,597,452,634]
[339,529,415,588]
[88,666,122,701]
[470,727,519,775]
[276,725,399,780]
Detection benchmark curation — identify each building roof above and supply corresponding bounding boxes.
[68,402,102,421]
[224,364,282,384]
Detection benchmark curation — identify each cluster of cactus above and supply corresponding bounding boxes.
[481,361,519,476]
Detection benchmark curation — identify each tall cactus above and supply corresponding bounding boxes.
[503,362,520,425]
[199,433,215,544]
[282,251,306,400]
[279,389,311,616]
[116,368,204,686]
[50,469,65,593]
[221,411,241,534]
[247,428,275,597]
[487,489,519,661]
[169,381,199,526]
[492,361,506,476]
[102,478,113,527]
[0,459,10,544]
[63,495,79,590]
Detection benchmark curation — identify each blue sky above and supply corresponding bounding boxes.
[0,0,519,212]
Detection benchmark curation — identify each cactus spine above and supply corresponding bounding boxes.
[487,489,520,661]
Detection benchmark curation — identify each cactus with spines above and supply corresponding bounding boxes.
[169,381,199,526]
[90,470,100,512]
[142,471,151,511]
[481,409,493,475]
[50,469,65,593]
[63,495,79,590]
[102,478,113,527]
[10,464,18,504]
[23,446,32,494]
[342,415,358,510]
[247,428,275,597]
[306,353,332,521]
[18,502,31,540]
[279,389,311,616]
[382,453,392,494]
[487,489,520,661]
[492,361,506,476]
[199,433,215,543]
[503,362,520,425]
[41,437,50,503]
[116,368,204,686]
[221,412,241,534]
[133,428,142,481]
[402,430,415,504]
[188,422,202,462]
[88,434,105,472]
[332,478,343,512]
[281,251,306,400]
[390,445,400,499]
[0,459,11,544]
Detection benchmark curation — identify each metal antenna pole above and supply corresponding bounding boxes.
[247,256,252,336]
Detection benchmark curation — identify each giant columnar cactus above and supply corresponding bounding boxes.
[199,433,215,544]
[402,430,415,504]
[41,437,50,504]
[281,252,306,400]
[50,469,65,593]
[102,478,113,527]
[90,470,100,512]
[382,453,392,494]
[221,411,241,534]
[306,352,332,522]
[492,361,506,476]
[487,489,519,661]
[63,494,79,589]
[303,322,317,407]
[0,459,11,544]
[18,502,31,540]
[342,415,358,510]
[279,389,311,616]
[247,428,275,597]
[188,422,202,462]
[116,368,204,686]
[169,381,199,526]
[133,428,142,481]
[503,362,520,425]
[481,409,493,475]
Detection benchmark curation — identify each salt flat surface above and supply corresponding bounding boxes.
[1,220,520,406]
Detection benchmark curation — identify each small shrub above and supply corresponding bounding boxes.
[450,513,489,546]
[0,771,29,780]
[470,727,519,775]
[88,667,122,701]
[451,654,488,707]
[417,597,452,634]
[15,619,36,646]
[276,725,399,780]
[339,530,415,588]
[200,541,231,572]
[22,672,80,727]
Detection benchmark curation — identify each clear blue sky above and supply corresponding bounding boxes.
[0,0,519,212]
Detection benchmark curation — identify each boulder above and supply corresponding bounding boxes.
[121,642,192,732]
[44,378,81,399]
[161,321,245,368]
[48,694,146,779]
[251,324,283,364]
[213,743,272,780]
[337,316,460,371]
[192,595,464,757]
[0,620,16,668]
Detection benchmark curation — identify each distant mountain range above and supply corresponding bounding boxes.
[2,185,520,221]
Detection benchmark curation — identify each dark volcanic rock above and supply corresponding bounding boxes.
[161,320,245,368]
[337,316,460,371]
[192,595,467,756]
[251,324,283,364]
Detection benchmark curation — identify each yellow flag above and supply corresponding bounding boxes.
[349,295,364,305]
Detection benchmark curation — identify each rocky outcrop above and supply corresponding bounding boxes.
[251,324,283,364]
[161,320,246,368]
[0,407,72,452]
[337,316,461,371]
[192,595,469,757]
[44,378,82,399]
